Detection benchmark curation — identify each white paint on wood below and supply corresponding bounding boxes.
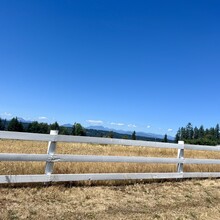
[1,153,220,164]
[177,141,184,173]
[185,144,220,152]
[45,130,58,175]
[0,131,181,149]
[1,172,220,184]
[1,131,220,151]
[1,131,220,184]
[57,135,181,149]
[0,131,53,141]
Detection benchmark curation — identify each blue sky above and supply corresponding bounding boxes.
[1,0,220,136]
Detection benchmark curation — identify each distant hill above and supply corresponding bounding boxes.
[87,126,111,131]
[62,123,73,128]
[87,126,174,141]
[2,118,174,142]
[17,117,32,123]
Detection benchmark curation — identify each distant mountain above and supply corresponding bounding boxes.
[62,123,73,128]
[3,118,175,142]
[86,126,174,141]
[136,132,174,140]
[17,117,32,123]
[87,126,111,131]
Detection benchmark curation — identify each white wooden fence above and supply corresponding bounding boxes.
[1,130,220,184]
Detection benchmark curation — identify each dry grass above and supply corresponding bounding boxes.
[1,140,220,219]
[1,140,220,176]
[1,179,220,219]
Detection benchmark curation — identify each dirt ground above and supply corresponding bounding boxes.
[1,179,220,220]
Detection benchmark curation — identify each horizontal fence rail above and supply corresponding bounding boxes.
[1,173,220,184]
[0,131,182,149]
[0,131,220,184]
[1,130,220,151]
[1,153,220,165]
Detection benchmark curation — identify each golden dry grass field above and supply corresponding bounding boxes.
[1,179,220,219]
[1,139,220,176]
[1,140,220,219]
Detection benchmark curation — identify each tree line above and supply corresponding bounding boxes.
[0,117,86,136]
[1,117,193,143]
[175,123,220,146]
[0,117,150,141]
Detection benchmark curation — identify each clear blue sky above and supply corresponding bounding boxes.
[1,0,220,136]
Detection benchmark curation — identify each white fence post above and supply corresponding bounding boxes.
[2,130,220,184]
[45,130,59,176]
[177,141,184,173]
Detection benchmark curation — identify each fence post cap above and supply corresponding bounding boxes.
[50,130,59,135]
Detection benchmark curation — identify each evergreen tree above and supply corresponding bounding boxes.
[0,118,5,130]
[198,126,205,139]
[28,121,49,133]
[186,123,193,140]
[27,121,40,133]
[163,134,168,142]
[175,123,220,146]
[205,128,209,137]
[108,131,114,138]
[175,134,179,143]
[59,126,70,135]
[131,131,136,140]
[7,117,23,132]
[194,127,199,139]
[39,123,50,133]
[72,123,86,136]
[72,123,76,135]
[3,119,7,130]
[50,121,60,131]
[209,127,215,138]
[175,129,180,143]
[215,124,220,140]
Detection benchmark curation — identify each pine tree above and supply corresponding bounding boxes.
[194,126,199,139]
[186,123,193,140]
[0,118,5,130]
[27,121,50,134]
[175,128,180,143]
[198,126,205,139]
[72,123,75,135]
[215,124,220,140]
[131,131,136,140]
[27,121,40,133]
[38,123,49,133]
[180,127,186,140]
[163,134,168,142]
[7,117,23,132]
[59,126,70,135]
[209,127,215,138]
[108,131,114,138]
[50,121,60,131]
[72,123,86,136]
[175,123,220,146]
